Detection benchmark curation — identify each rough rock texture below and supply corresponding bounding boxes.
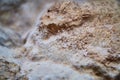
[21,61,95,80]
[3,0,119,80]
[0,46,28,80]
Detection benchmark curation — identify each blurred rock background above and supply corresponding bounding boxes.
[0,0,58,48]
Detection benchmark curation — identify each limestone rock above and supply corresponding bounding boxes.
[0,46,28,80]
[11,0,120,80]
[21,61,95,80]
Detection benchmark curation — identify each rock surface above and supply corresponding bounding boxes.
[0,46,28,80]
[0,0,120,80]
[21,0,120,80]
[21,61,95,80]
[0,26,22,48]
